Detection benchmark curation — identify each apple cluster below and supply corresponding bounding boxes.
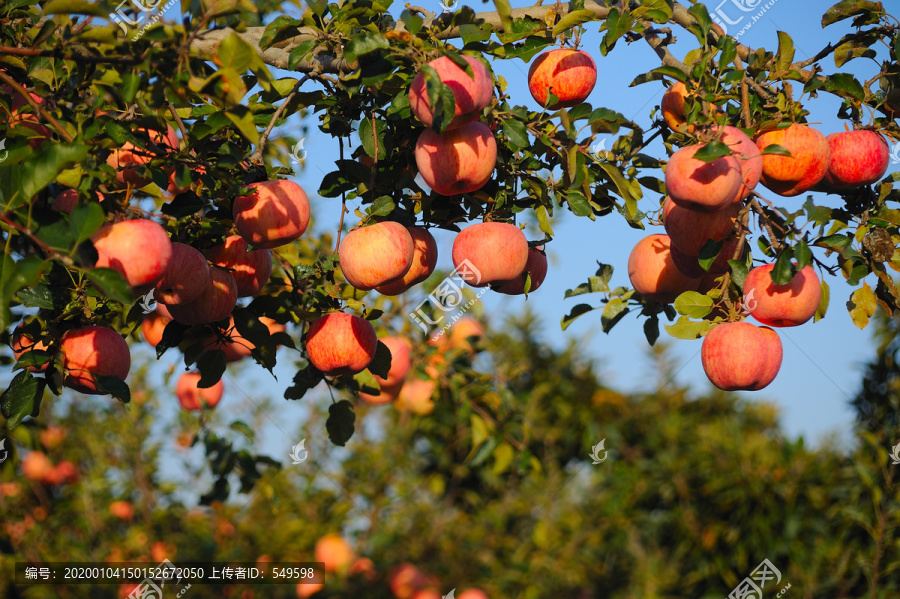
[626,82,892,392]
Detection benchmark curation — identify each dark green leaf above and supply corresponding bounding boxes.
[285,365,325,400]
[729,259,749,289]
[343,34,390,64]
[693,140,732,163]
[601,298,629,332]
[94,375,131,403]
[196,350,227,389]
[1,370,45,429]
[85,268,133,304]
[760,144,792,156]
[326,400,356,446]
[771,249,796,285]
[822,0,884,27]
[643,315,660,346]
[561,303,596,330]
[367,196,396,217]
[502,120,529,150]
[288,39,319,71]
[259,15,302,50]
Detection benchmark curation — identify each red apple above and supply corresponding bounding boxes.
[165,267,238,325]
[415,121,497,196]
[661,81,691,131]
[233,180,311,250]
[52,189,79,213]
[360,337,412,405]
[175,372,224,410]
[742,263,821,327]
[716,125,762,201]
[451,222,528,287]
[105,125,179,187]
[448,316,485,349]
[412,591,441,599]
[92,219,173,291]
[662,196,738,256]
[375,227,439,295]
[389,563,429,599]
[12,324,51,372]
[409,55,493,130]
[205,235,272,297]
[141,307,171,348]
[315,533,355,573]
[296,582,324,598]
[527,49,597,109]
[40,426,66,449]
[46,460,78,485]
[306,313,377,376]
[22,452,54,482]
[458,591,489,599]
[665,145,742,211]
[109,500,135,521]
[627,234,700,303]
[154,242,210,304]
[701,321,782,391]
[823,130,890,188]
[492,246,548,294]
[669,239,739,278]
[396,378,436,415]
[339,222,415,291]
[60,325,131,395]
[756,124,831,196]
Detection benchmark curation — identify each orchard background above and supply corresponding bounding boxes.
[1,0,900,597]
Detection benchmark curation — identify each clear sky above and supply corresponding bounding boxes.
[256,0,875,449]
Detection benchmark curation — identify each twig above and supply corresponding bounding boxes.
[0,212,74,265]
[167,102,188,144]
[249,75,309,163]
[734,56,752,128]
[0,71,73,143]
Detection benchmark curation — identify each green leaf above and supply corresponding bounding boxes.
[600,8,634,56]
[847,282,876,329]
[229,420,255,442]
[285,365,324,400]
[421,65,456,133]
[643,315,660,346]
[326,400,356,446]
[1,370,45,429]
[358,116,388,159]
[795,238,812,269]
[771,250,796,286]
[68,202,106,245]
[760,144,792,157]
[121,73,141,104]
[493,0,513,33]
[368,341,392,379]
[367,196,395,217]
[552,9,596,38]
[94,375,131,403]
[502,120,529,151]
[673,291,714,318]
[259,15,302,50]
[343,33,390,64]
[693,140,732,162]
[686,3,713,42]
[561,303,596,330]
[400,10,424,36]
[566,190,593,217]
[225,107,260,144]
[3,142,89,210]
[815,280,830,322]
[288,39,319,71]
[535,205,555,236]
[774,31,795,71]
[824,73,865,101]
[85,267,132,304]
[460,23,491,45]
[822,0,884,27]
[664,315,713,340]
[42,0,108,15]
[196,349,227,389]
[601,298,629,333]
[729,259,749,289]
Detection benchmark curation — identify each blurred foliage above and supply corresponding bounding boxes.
[0,310,897,597]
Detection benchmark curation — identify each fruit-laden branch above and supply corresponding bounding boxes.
[189,0,821,80]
